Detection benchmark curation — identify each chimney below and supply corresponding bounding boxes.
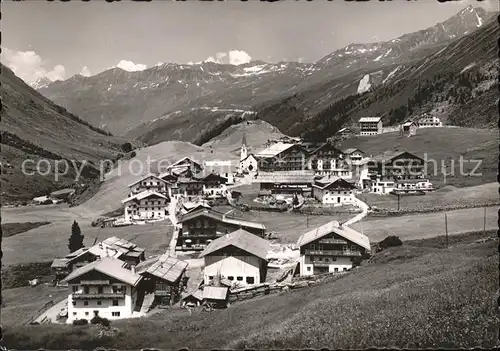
[131,265,136,274]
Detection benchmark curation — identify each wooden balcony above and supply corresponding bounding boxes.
[72,292,125,299]
[317,239,348,245]
[79,280,110,286]
[305,249,361,257]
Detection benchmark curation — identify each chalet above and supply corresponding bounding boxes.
[307,143,351,178]
[358,117,383,136]
[336,127,354,138]
[343,148,366,165]
[181,288,204,307]
[312,177,358,205]
[296,220,370,276]
[255,170,315,197]
[255,143,308,172]
[176,207,266,251]
[136,254,188,307]
[166,157,203,176]
[199,229,270,287]
[417,114,442,128]
[122,190,170,222]
[204,160,235,184]
[199,173,228,199]
[177,177,204,201]
[63,257,142,323]
[369,151,426,179]
[127,174,170,197]
[51,248,99,282]
[401,121,418,137]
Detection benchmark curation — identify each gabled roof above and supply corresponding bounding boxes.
[255,143,296,158]
[180,208,265,230]
[402,121,417,127]
[141,254,188,283]
[359,117,382,123]
[127,174,168,188]
[297,220,370,251]
[182,288,204,302]
[62,257,142,286]
[203,286,229,300]
[51,258,69,268]
[198,173,228,183]
[337,127,351,134]
[121,190,169,204]
[158,173,178,183]
[371,151,423,163]
[313,177,357,190]
[169,157,202,169]
[199,229,270,260]
[343,148,365,155]
[240,153,257,163]
[308,142,344,157]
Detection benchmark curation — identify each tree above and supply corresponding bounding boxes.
[292,193,299,207]
[121,142,133,153]
[68,220,84,253]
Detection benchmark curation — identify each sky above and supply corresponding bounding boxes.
[2,0,497,84]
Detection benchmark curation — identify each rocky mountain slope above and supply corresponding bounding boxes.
[36,6,494,145]
[256,13,498,141]
[0,64,139,202]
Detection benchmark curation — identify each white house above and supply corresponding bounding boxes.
[239,154,258,173]
[371,178,395,194]
[121,190,170,222]
[343,148,367,165]
[204,160,235,184]
[199,173,229,199]
[358,117,383,136]
[63,257,142,324]
[127,174,170,197]
[198,229,270,287]
[296,220,370,276]
[312,177,358,205]
[417,115,443,128]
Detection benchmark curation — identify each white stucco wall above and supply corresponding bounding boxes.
[299,255,353,276]
[203,255,262,286]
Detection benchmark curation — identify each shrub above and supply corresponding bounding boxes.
[90,316,110,327]
[73,319,88,326]
[130,151,137,158]
[121,142,133,153]
[41,199,53,205]
[378,236,403,250]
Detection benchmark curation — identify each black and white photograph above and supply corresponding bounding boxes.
[1,0,499,349]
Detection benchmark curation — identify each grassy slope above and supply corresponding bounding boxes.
[1,221,51,238]
[0,64,139,201]
[3,233,498,349]
[340,127,497,187]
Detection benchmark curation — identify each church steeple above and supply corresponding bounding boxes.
[240,130,248,161]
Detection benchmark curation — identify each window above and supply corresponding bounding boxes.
[237,276,243,281]
[84,301,89,306]
[84,286,89,294]
[246,277,255,284]
[113,300,119,306]
[343,268,347,271]
[73,312,77,316]
[97,287,103,294]
[112,286,118,293]
[332,257,337,261]
[307,266,311,271]
[228,276,234,281]
[112,312,121,317]
[85,312,89,316]
[97,301,102,306]
[209,276,214,280]
[310,244,315,250]
[72,285,78,292]
[334,268,339,272]
[72,301,76,306]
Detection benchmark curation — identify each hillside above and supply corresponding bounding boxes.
[0,64,139,202]
[256,14,498,139]
[35,6,493,145]
[3,233,498,349]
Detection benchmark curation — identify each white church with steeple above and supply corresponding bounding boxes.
[239,130,258,173]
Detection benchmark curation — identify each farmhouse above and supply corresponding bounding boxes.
[312,177,358,205]
[63,257,142,324]
[199,229,270,287]
[122,190,170,222]
[368,151,426,179]
[177,177,204,201]
[136,254,188,307]
[307,143,351,178]
[166,157,203,176]
[199,173,228,199]
[255,143,308,172]
[127,174,170,197]
[401,121,418,137]
[204,160,235,184]
[202,286,230,309]
[296,220,370,276]
[358,117,383,136]
[176,207,266,251]
[343,148,367,165]
[417,114,443,128]
[51,248,99,282]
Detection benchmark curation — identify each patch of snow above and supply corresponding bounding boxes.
[382,66,401,84]
[244,65,266,73]
[357,74,371,94]
[460,62,476,74]
[475,12,483,27]
[197,82,200,86]
[133,82,139,88]
[374,53,384,62]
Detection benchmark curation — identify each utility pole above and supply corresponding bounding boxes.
[307,213,309,227]
[445,212,448,248]
[397,193,400,211]
[483,207,486,235]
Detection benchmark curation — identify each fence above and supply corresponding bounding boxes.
[27,300,55,324]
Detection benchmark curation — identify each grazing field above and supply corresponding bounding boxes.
[2,285,69,327]
[340,127,497,188]
[3,232,497,349]
[1,221,51,237]
[2,204,174,266]
[358,182,499,212]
